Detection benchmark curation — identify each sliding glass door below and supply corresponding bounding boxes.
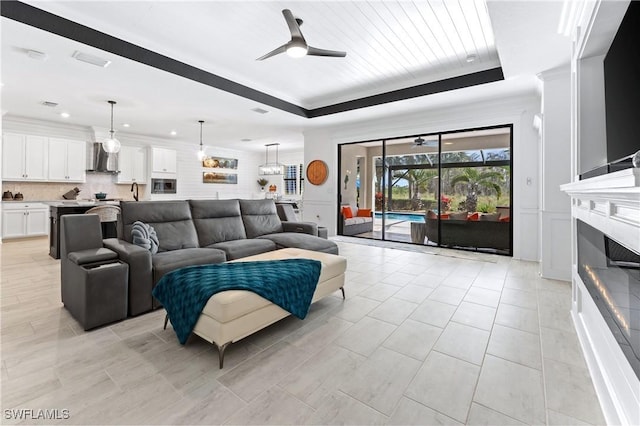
[338,125,512,256]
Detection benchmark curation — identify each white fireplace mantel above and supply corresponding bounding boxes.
[561,167,640,426]
[561,168,640,253]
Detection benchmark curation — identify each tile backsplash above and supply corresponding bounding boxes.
[2,174,144,201]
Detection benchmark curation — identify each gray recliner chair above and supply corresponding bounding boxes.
[276,203,328,239]
[60,214,129,330]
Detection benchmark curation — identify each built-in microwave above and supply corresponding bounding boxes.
[151,178,177,194]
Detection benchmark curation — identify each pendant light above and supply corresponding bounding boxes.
[258,142,285,175]
[197,120,206,161]
[102,100,121,154]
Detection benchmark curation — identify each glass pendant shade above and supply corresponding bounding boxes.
[259,143,285,175]
[102,100,121,154]
[103,135,121,154]
[196,120,206,161]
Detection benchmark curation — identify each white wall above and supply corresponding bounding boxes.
[539,67,572,280]
[303,93,542,261]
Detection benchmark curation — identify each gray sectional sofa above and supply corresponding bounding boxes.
[103,199,338,316]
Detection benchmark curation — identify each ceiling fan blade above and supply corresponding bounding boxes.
[282,9,305,41]
[307,46,347,58]
[256,44,287,61]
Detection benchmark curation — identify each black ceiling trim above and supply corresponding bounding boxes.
[1,0,308,118]
[3,1,504,120]
[308,67,505,118]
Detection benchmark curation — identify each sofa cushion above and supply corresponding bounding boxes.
[189,199,247,246]
[342,206,353,219]
[68,247,118,265]
[258,233,338,255]
[449,211,468,221]
[208,239,276,260]
[120,201,199,252]
[480,212,501,221]
[239,199,283,238]
[152,248,226,284]
[344,217,372,225]
[356,208,371,217]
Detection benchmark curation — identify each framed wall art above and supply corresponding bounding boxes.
[203,156,238,169]
[203,172,237,184]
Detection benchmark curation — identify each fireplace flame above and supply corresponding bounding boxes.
[584,264,630,332]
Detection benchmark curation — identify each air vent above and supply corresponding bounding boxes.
[251,107,269,114]
[42,101,58,108]
[27,50,48,61]
[72,50,111,68]
[240,138,252,142]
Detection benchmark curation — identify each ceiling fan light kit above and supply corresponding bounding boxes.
[102,100,121,154]
[257,9,346,61]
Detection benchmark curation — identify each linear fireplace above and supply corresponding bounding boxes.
[577,220,640,379]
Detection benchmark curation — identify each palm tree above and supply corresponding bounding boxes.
[451,168,504,212]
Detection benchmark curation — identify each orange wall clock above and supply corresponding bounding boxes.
[306,160,328,185]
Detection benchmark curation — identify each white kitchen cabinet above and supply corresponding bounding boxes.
[151,147,177,174]
[48,138,86,182]
[2,203,49,239]
[2,133,48,181]
[116,146,147,184]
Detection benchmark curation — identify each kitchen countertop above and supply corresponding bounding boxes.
[2,200,122,206]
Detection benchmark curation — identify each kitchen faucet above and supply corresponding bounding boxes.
[131,182,139,201]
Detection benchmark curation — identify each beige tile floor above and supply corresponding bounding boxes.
[0,237,605,425]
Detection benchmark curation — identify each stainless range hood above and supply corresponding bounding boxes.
[87,142,119,174]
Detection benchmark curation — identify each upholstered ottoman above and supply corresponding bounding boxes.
[189,248,346,368]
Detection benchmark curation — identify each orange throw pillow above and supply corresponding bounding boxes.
[440,214,450,220]
[342,206,353,219]
[500,216,510,222]
[356,208,372,217]
[468,212,479,221]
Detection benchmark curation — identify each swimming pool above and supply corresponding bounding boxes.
[374,212,425,222]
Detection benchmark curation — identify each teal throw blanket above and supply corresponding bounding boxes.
[152,259,322,344]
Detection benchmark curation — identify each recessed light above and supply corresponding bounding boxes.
[42,101,58,108]
[241,138,252,142]
[60,112,70,118]
[444,142,454,145]
[170,130,177,136]
[466,54,477,63]
[251,107,269,114]
[122,123,130,128]
[72,50,111,68]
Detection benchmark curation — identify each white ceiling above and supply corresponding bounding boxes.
[0,1,572,152]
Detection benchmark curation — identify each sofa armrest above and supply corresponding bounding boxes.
[282,221,318,236]
[103,238,153,316]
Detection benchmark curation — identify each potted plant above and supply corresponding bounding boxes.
[257,178,269,191]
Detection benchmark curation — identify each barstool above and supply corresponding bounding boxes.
[85,205,121,239]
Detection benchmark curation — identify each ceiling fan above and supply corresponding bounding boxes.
[257,9,347,60]
[412,137,438,148]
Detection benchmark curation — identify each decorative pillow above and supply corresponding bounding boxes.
[440,214,450,220]
[449,211,468,221]
[499,216,510,222]
[426,210,437,219]
[480,212,501,222]
[342,206,353,219]
[467,212,480,221]
[131,221,159,254]
[356,208,372,217]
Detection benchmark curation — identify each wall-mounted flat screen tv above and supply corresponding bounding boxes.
[604,1,640,165]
